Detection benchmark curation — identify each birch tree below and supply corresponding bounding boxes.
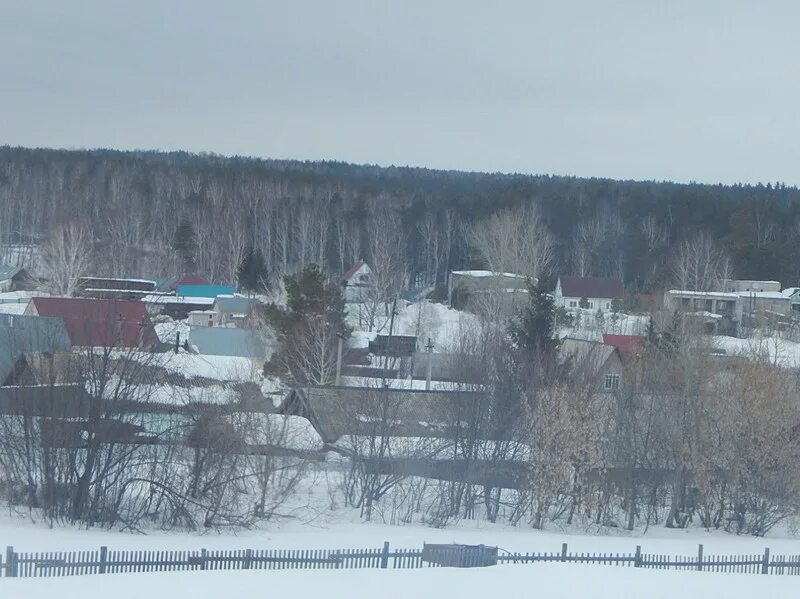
[39,221,93,296]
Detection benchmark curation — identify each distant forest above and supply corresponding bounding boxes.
[1,145,799,293]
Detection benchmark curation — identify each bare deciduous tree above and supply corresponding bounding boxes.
[470,203,555,281]
[39,221,93,296]
[671,232,733,292]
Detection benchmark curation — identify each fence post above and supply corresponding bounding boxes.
[634,545,641,568]
[696,544,703,571]
[244,549,253,570]
[762,548,770,575]
[561,543,568,563]
[381,542,390,569]
[99,546,108,574]
[200,548,208,571]
[5,546,16,578]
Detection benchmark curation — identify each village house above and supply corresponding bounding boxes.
[176,284,236,299]
[187,325,271,359]
[342,260,372,303]
[663,290,743,336]
[0,264,31,292]
[721,279,781,293]
[560,337,624,393]
[447,270,529,312]
[0,314,72,386]
[78,276,157,300]
[213,296,257,327]
[25,297,159,348]
[553,276,624,311]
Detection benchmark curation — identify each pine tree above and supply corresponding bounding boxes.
[263,264,350,384]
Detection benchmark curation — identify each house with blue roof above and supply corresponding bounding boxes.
[176,284,236,299]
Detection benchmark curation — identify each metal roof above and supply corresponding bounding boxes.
[0,314,72,383]
[213,296,253,314]
[177,284,236,298]
[188,326,267,358]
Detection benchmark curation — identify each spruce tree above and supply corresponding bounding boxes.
[237,246,268,292]
[511,280,559,358]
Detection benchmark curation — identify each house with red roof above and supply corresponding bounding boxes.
[554,276,624,311]
[25,297,159,348]
[602,334,645,358]
[342,261,372,302]
[169,274,211,291]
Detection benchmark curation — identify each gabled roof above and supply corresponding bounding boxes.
[0,314,71,383]
[342,261,368,282]
[559,338,617,375]
[0,264,23,282]
[558,276,623,299]
[28,297,158,348]
[602,334,644,356]
[188,326,267,358]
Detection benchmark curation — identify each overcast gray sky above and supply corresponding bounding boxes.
[1,1,798,184]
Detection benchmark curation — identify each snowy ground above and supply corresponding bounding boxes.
[347,300,481,353]
[712,334,800,368]
[2,515,798,598]
[1,511,799,556]
[4,562,797,599]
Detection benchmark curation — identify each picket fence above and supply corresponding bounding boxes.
[2,542,800,578]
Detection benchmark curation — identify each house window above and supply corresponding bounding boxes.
[569,300,577,308]
[606,302,610,310]
[604,373,620,391]
[588,301,594,309]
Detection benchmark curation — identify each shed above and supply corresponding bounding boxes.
[0,264,28,292]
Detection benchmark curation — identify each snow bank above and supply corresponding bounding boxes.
[147,351,260,382]
[3,561,796,599]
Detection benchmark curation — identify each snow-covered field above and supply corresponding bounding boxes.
[5,562,796,599]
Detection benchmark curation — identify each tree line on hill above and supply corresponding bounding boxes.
[2,145,800,294]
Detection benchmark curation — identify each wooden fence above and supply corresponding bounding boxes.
[2,542,800,578]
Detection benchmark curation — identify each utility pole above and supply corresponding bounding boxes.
[335,334,344,386]
[383,297,398,388]
[425,337,434,391]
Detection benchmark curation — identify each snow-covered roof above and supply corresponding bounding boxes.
[736,291,789,300]
[451,270,525,279]
[142,294,216,305]
[781,287,800,297]
[666,290,739,299]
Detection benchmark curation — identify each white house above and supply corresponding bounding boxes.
[342,260,372,302]
[553,276,624,311]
